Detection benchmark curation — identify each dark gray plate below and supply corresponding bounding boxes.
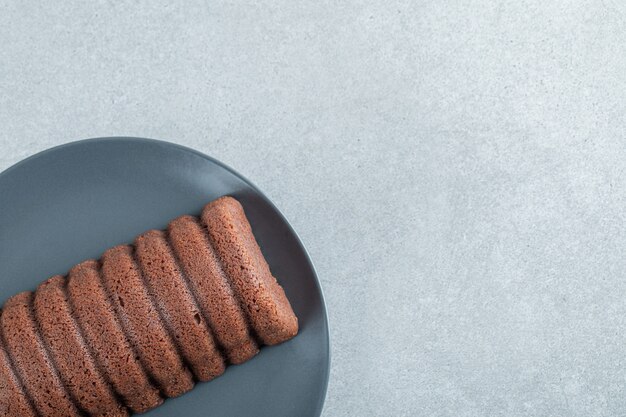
[0,137,329,417]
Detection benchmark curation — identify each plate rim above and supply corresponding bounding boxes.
[0,136,331,417]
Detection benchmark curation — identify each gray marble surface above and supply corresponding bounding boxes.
[1,1,625,416]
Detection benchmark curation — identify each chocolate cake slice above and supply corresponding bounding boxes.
[202,197,298,345]
[100,245,195,398]
[0,196,298,416]
[34,275,128,417]
[67,260,163,414]
[1,292,81,417]
[134,230,225,381]
[0,314,37,417]
[168,215,259,364]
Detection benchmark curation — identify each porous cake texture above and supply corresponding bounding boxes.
[0,196,298,416]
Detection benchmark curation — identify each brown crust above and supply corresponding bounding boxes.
[134,230,225,381]
[100,245,194,398]
[34,275,128,417]
[0,311,37,417]
[168,215,259,364]
[201,196,298,345]
[0,292,81,417]
[67,260,162,413]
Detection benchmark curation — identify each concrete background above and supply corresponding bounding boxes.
[1,1,625,416]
